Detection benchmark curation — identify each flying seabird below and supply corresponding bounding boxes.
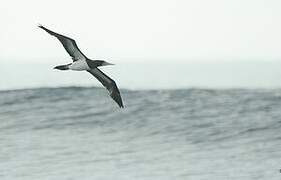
[38,25,124,108]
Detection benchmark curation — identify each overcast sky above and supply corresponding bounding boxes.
[1,0,281,63]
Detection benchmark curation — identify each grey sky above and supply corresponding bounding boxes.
[1,0,281,90]
[1,0,281,62]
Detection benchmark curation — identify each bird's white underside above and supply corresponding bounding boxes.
[69,59,90,71]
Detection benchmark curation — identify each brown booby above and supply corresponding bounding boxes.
[39,25,124,108]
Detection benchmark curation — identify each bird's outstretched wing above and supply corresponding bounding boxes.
[38,25,87,61]
[87,68,124,108]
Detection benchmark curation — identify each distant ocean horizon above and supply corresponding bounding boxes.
[1,61,281,90]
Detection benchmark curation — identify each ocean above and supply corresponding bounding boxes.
[0,87,281,180]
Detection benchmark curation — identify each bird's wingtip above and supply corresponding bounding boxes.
[119,103,124,108]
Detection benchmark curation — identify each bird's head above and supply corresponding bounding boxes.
[95,60,115,67]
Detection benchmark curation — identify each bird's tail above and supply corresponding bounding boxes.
[54,64,70,70]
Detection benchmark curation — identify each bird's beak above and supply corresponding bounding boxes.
[102,62,115,66]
